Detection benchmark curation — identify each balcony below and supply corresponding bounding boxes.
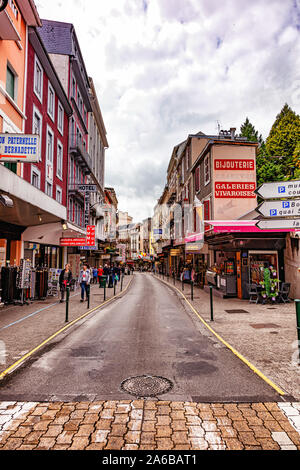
[69,134,93,175]
[68,179,85,200]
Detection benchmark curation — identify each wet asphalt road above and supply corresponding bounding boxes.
[0,273,282,403]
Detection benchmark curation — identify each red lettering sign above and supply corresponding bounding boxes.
[215,182,256,198]
[214,159,255,171]
[60,238,87,246]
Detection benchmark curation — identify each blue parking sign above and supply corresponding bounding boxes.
[282,201,290,208]
[270,209,277,216]
[278,186,286,194]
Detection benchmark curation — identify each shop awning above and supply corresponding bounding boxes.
[206,220,294,233]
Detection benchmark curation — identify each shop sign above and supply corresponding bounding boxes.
[215,182,256,198]
[84,193,90,228]
[185,244,204,254]
[255,180,300,200]
[78,246,97,250]
[214,159,255,171]
[60,238,87,246]
[170,249,181,256]
[257,199,300,218]
[86,225,96,246]
[0,134,40,163]
[256,219,300,230]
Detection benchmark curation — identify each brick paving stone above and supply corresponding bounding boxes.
[264,403,281,412]
[187,426,205,438]
[86,443,106,450]
[69,409,86,420]
[87,403,103,413]
[105,437,125,450]
[110,424,128,437]
[95,419,113,430]
[64,420,82,431]
[23,431,44,445]
[171,420,187,431]
[12,426,32,438]
[197,404,211,411]
[156,426,172,438]
[124,431,142,444]
[82,413,99,425]
[122,444,139,450]
[142,421,156,432]
[232,420,252,432]
[287,432,300,446]
[190,437,209,450]
[184,405,198,416]
[91,430,109,444]
[202,421,218,432]
[140,432,156,444]
[127,420,142,431]
[75,424,94,437]
[186,415,202,426]
[144,402,157,410]
[156,415,171,426]
[219,426,237,438]
[172,431,189,445]
[275,420,296,433]
[18,444,37,450]
[205,432,223,445]
[258,438,280,450]
[1,438,24,450]
[199,412,215,421]
[251,403,267,412]
[227,411,244,420]
[56,431,75,445]
[41,410,58,420]
[32,406,48,416]
[115,403,131,414]
[33,419,52,431]
[103,401,117,409]
[74,403,89,410]
[157,405,171,415]
[250,426,272,438]
[130,409,143,420]
[144,410,157,421]
[100,408,115,419]
[35,437,56,450]
[156,438,174,449]
[216,416,233,426]
[211,408,228,417]
[245,416,263,426]
[113,414,129,424]
[224,438,244,450]
[238,431,261,446]
[131,400,144,409]
[263,420,284,432]
[170,402,185,410]
[170,411,185,420]
[139,444,156,450]
[43,424,64,437]
[224,404,239,411]
[174,445,191,450]
[69,437,90,450]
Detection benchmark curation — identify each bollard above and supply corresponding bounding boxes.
[121,275,123,292]
[65,285,70,323]
[104,283,106,301]
[87,285,90,309]
[191,281,194,301]
[173,273,175,286]
[295,300,300,364]
[114,280,116,296]
[182,279,184,291]
[210,285,214,322]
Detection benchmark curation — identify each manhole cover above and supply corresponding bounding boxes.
[120,375,173,398]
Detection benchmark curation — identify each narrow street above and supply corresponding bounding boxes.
[0,273,283,403]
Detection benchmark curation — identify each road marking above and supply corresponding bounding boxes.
[0,277,134,381]
[153,274,286,397]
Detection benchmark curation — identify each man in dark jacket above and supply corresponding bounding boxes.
[59,264,72,302]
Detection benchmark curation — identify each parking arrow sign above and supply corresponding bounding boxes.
[255,180,300,199]
[257,199,300,218]
[256,219,300,230]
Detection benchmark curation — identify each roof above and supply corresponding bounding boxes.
[38,19,73,55]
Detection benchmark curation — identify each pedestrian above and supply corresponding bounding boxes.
[79,264,91,302]
[92,266,98,284]
[98,265,104,284]
[59,264,72,303]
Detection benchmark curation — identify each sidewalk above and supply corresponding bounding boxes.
[153,273,300,401]
[0,275,133,377]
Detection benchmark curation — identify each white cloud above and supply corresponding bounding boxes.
[35,0,300,222]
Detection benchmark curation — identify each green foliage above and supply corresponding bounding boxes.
[266,104,300,160]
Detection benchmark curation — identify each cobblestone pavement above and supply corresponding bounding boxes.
[0,400,300,451]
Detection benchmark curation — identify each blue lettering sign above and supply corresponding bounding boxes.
[270,209,277,216]
[278,186,286,194]
[282,201,290,208]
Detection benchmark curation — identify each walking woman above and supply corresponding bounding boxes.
[59,264,72,303]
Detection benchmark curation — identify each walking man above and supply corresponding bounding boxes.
[59,264,72,303]
[79,264,91,302]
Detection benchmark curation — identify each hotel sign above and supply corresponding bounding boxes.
[0,134,40,163]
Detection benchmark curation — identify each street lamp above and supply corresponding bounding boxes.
[0,194,13,208]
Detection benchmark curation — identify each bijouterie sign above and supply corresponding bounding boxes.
[214,159,255,171]
[215,182,256,198]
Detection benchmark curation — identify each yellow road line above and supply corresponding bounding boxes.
[154,274,286,396]
[0,277,134,381]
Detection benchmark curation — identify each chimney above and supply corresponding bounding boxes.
[230,128,236,140]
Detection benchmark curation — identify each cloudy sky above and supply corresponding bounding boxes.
[35,0,300,222]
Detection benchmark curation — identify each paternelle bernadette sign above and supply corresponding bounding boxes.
[0,134,40,163]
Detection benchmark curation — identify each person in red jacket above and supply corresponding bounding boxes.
[97,265,104,284]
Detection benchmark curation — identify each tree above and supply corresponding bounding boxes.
[266,103,300,176]
[239,118,284,187]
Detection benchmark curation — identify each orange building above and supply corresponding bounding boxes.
[0,0,41,266]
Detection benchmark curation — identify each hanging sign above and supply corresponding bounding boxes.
[0,134,40,163]
[255,180,300,200]
[257,199,300,218]
[256,219,300,230]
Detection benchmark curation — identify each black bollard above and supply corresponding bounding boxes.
[210,285,214,322]
[65,285,70,323]
[191,281,194,301]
